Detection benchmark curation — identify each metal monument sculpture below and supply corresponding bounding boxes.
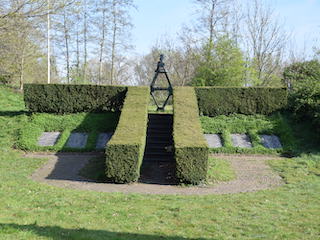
[150,54,173,111]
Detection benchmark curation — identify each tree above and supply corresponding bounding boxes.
[244,0,287,86]
[95,0,110,84]
[193,0,234,44]
[192,36,245,86]
[283,60,320,89]
[109,0,135,85]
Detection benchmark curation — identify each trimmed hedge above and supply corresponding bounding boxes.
[195,87,288,116]
[24,84,127,113]
[105,87,149,183]
[173,87,209,184]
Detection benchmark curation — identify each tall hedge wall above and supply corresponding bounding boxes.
[24,84,127,113]
[195,87,288,116]
[105,87,149,183]
[173,87,209,184]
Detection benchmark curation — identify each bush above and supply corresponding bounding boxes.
[195,87,287,116]
[283,60,320,88]
[173,87,209,184]
[289,79,320,133]
[24,84,127,113]
[105,87,149,183]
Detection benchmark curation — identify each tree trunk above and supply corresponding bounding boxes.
[98,7,107,85]
[83,0,88,83]
[63,11,70,83]
[76,18,80,80]
[19,48,25,90]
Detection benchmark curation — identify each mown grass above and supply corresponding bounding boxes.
[207,158,236,184]
[17,112,119,152]
[201,113,296,155]
[0,86,319,239]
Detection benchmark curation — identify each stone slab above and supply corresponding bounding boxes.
[260,135,282,149]
[38,132,61,146]
[96,133,113,149]
[204,134,223,148]
[231,134,253,148]
[66,133,88,149]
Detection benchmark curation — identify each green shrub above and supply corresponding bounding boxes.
[105,87,149,183]
[289,79,320,133]
[173,87,209,184]
[24,84,127,113]
[283,60,320,88]
[195,87,288,116]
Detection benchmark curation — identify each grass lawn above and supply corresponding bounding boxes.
[201,114,296,155]
[207,158,236,184]
[17,112,119,152]
[0,86,320,239]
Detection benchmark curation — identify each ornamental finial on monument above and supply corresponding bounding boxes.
[150,54,173,111]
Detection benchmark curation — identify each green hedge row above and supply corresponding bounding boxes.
[24,84,127,113]
[105,87,149,183]
[173,87,209,184]
[195,87,288,116]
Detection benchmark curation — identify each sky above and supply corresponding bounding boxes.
[130,0,320,57]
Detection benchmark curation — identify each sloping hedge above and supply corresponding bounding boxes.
[24,84,127,113]
[195,87,288,116]
[105,87,149,183]
[173,87,209,184]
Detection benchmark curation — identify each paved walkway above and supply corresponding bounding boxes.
[26,153,284,195]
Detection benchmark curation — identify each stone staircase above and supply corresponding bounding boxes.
[139,114,176,185]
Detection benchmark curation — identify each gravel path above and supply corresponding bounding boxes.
[26,153,284,195]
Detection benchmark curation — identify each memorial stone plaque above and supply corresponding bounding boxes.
[260,135,282,149]
[204,134,223,148]
[66,133,88,148]
[231,134,253,148]
[96,132,113,149]
[38,132,61,146]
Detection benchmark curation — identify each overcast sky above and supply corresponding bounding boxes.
[130,0,320,57]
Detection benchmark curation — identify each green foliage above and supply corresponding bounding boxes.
[289,79,320,132]
[195,87,288,116]
[173,87,209,184]
[0,74,12,85]
[105,87,149,183]
[207,158,236,184]
[201,114,296,155]
[17,112,119,152]
[1,86,320,240]
[24,84,127,114]
[283,60,320,88]
[192,36,246,87]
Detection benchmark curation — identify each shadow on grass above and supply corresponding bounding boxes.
[0,223,210,240]
[0,110,29,117]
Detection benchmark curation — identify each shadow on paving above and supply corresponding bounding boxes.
[45,153,179,186]
[46,153,103,182]
[0,223,210,240]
